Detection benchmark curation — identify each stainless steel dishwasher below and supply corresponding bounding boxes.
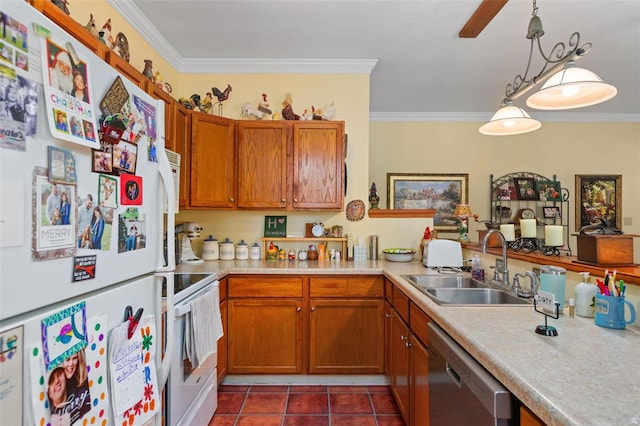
[428,323,513,425]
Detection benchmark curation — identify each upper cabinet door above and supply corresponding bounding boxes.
[292,121,345,210]
[236,121,288,209]
[190,113,236,209]
[173,103,191,209]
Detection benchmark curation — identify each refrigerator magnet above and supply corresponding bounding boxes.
[121,174,142,205]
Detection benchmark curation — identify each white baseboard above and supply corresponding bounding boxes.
[221,374,389,386]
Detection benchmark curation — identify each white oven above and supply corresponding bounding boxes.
[164,273,220,426]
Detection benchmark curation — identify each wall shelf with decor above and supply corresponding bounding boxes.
[368,209,436,218]
[488,172,572,256]
[261,238,347,260]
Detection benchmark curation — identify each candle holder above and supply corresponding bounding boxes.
[507,237,563,256]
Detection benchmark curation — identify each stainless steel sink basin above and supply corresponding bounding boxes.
[425,288,531,306]
[402,275,483,289]
[401,274,531,306]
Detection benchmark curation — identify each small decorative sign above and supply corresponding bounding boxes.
[264,216,287,237]
[72,254,97,282]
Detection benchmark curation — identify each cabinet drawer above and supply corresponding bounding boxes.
[409,301,431,346]
[310,276,383,298]
[229,277,303,298]
[393,286,410,323]
[384,279,393,302]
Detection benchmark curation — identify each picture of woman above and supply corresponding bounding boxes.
[71,70,89,103]
[47,367,68,413]
[91,206,105,249]
[61,350,91,423]
[60,192,71,225]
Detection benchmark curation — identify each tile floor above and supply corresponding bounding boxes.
[209,384,405,425]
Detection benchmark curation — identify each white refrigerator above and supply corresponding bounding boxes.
[0,2,176,425]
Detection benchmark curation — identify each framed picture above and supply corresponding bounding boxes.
[387,173,468,231]
[98,174,117,209]
[120,174,142,205]
[575,175,622,231]
[264,215,287,237]
[542,206,561,219]
[513,177,538,200]
[113,140,137,174]
[536,180,562,201]
[91,149,113,173]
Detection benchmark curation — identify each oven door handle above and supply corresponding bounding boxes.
[156,272,174,397]
[175,303,191,317]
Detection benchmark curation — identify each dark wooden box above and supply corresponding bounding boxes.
[477,230,502,248]
[576,235,637,266]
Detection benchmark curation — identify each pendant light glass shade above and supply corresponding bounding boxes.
[526,64,617,110]
[479,104,542,136]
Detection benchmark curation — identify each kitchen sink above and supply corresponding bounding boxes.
[401,274,531,306]
[402,275,483,289]
[425,288,531,306]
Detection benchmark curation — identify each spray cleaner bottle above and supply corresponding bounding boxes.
[575,272,597,317]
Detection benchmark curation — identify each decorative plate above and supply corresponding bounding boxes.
[346,199,365,221]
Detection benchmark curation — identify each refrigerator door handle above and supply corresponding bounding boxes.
[156,272,174,394]
[156,115,176,273]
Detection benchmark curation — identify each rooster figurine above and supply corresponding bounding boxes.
[212,84,232,103]
[281,93,300,121]
[258,93,272,115]
[85,14,99,39]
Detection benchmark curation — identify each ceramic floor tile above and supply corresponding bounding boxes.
[329,393,373,414]
[330,415,377,425]
[328,385,370,393]
[215,392,246,414]
[283,415,330,425]
[249,385,289,393]
[242,392,287,414]
[236,414,283,425]
[286,393,329,414]
[370,393,401,414]
[375,414,406,425]
[208,414,237,426]
[218,384,249,393]
[289,385,328,394]
[367,385,392,394]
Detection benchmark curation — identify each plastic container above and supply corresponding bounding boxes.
[202,235,219,260]
[540,265,566,314]
[235,239,249,260]
[575,272,597,318]
[220,237,235,260]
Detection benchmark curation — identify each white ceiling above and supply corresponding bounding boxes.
[113,0,640,121]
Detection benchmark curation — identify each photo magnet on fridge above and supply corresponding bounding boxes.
[72,254,96,282]
[120,174,142,205]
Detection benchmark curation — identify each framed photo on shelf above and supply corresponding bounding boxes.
[513,177,539,200]
[575,174,622,231]
[542,206,561,219]
[536,180,562,201]
[387,173,468,231]
[264,215,287,237]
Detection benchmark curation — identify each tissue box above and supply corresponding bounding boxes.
[576,235,637,266]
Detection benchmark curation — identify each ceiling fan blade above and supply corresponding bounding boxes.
[459,0,509,38]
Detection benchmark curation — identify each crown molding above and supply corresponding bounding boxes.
[369,111,640,123]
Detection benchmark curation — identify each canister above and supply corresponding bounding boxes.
[235,239,249,260]
[220,237,235,260]
[202,235,219,260]
[540,265,566,314]
[250,243,261,260]
[370,235,379,261]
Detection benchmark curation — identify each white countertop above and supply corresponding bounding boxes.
[175,259,640,426]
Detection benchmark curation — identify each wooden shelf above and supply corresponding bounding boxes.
[368,209,436,218]
[261,237,347,259]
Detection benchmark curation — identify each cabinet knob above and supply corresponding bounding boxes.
[296,306,302,312]
[400,335,407,341]
[281,198,286,203]
[293,198,298,203]
[230,197,234,202]
[310,306,316,312]
[385,313,393,319]
[405,342,412,348]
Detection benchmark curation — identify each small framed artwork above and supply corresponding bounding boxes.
[121,174,142,205]
[543,206,561,219]
[91,149,113,173]
[575,174,622,231]
[513,177,539,200]
[98,174,117,209]
[264,216,287,237]
[536,180,562,201]
[113,140,137,174]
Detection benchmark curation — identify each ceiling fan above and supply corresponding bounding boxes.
[459,0,509,38]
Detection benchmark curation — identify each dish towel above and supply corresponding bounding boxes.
[184,286,224,368]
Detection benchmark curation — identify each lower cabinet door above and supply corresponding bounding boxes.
[391,313,410,423]
[228,299,303,373]
[411,334,429,426]
[309,299,384,373]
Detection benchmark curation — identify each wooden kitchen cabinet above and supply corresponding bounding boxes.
[227,276,303,374]
[105,51,149,88]
[189,112,236,209]
[390,307,411,423]
[520,406,546,426]
[236,121,345,210]
[308,276,384,373]
[217,278,228,385]
[173,103,191,209]
[227,275,383,375]
[146,81,176,151]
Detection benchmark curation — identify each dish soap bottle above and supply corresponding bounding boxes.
[471,253,485,281]
[575,272,597,317]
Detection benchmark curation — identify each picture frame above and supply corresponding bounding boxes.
[91,149,113,173]
[98,174,117,209]
[387,173,468,231]
[112,140,137,174]
[575,174,622,231]
[542,206,561,219]
[513,177,539,200]
[264,215,287,237]
[536,180,562,202]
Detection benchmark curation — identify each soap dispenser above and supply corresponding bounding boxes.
[575,272,597,317]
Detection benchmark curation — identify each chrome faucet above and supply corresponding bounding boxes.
[482,229,509,288]
[513,271,539,298]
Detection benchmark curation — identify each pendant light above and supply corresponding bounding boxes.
[480,0,616,135]
[479,102,542,136]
